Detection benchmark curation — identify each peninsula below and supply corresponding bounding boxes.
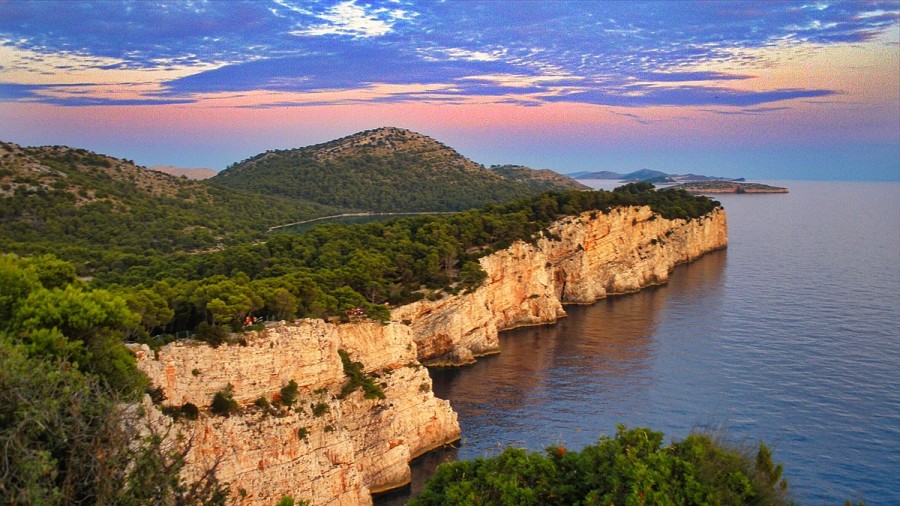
[672,181,789,194]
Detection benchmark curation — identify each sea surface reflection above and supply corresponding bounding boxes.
[377,181,900,505]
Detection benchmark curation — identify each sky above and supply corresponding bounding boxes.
[1,1,898,180]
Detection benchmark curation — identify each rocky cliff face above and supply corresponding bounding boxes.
[132,320,459,506]
[393,206,727,365]
[132,205,726,505]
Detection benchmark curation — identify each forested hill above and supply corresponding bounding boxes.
[489,164,590,191]
[210,127,558,212]
[0,141,336,270]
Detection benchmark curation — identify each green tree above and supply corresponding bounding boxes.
[411,426,792,506]
[0,334,228,505]
[8,283,144,395]
[124,287,175,337]
[0,254,40,324]
[458,261,487,292]
[22,254,79,290]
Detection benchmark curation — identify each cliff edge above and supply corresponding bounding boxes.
[133,320,459,506]
[393,206,728,365]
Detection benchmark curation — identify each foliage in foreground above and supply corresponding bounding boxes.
[410,425,791,506]
[0,254,229,504]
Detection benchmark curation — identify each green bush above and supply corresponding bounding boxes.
[311,402,330,417]
[194,322,229,348]
[210,384,240,417]
[274,496,310,506]
[280,380,299,407]
[180,402,199,420]
[0,336,228,505]
[337,349,385,400]
[410,425,791,506]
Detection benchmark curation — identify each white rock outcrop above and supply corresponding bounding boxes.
[133,320,459,506]
[393,206,728,365]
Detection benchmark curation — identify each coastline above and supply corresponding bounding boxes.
[395,206,729,368]
[131,204,728,505]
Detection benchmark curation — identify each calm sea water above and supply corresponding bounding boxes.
[378,181,900,505]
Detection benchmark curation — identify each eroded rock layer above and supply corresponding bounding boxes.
[393,206,728,365]
[133,320,459,506]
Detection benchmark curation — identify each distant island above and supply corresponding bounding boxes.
[671,181,789,194]
[565,169,787,194]
[566,168,744,184]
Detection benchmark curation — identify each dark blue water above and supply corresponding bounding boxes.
[379,181,900,505]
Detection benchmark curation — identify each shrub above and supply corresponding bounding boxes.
[337,349,385,400]
[0,338,229,504]
[280,380,299,407]
[458,261,487,292]
[274,496,310,506]
[194,322,229,348]
[311,402,330,417]
[210,384,239,417]
[147,386,166,404]
[180,402,199,420]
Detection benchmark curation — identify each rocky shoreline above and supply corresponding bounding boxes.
[131,205,728,505]
[395,206,729,366]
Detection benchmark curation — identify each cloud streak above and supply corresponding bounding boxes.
[0,0,896,110]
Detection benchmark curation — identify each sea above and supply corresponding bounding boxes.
[377,180,900,505]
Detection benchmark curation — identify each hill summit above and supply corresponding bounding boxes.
[211,127,580,212]
[307,127,480,169]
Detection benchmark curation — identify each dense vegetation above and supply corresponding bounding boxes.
[411,426,791,506]
[0,141,719,344]
[210,127,557,212]
[0,141,336,272]
[0,253,229,504]
[0,135,726,503]
[83,184,719,341]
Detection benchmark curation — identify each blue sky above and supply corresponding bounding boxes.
[1,1,898,180]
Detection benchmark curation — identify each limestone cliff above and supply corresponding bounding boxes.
[131,204,726,505]
[132,320,459,506]
[393,206,727,365]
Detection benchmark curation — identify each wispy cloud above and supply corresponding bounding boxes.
[288,0,413,38]
[0,0,895,108]
[701,106,792,116]
[608,110,653,125]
